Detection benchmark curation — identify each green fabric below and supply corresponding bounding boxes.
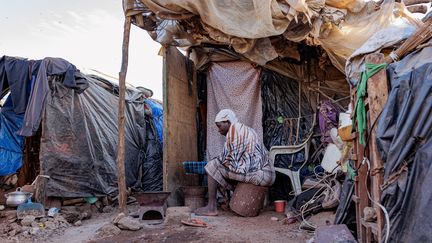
[347,161,357,181]
[354,63,387,145]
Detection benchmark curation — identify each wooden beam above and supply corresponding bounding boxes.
[406,4,428,13]
[403,0,431,6]
[365,53,388,242]
[117,16,132,214]
[307,87,345,110]
[163,47,199,205]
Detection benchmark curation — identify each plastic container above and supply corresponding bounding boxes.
[338,112,353,141]
[181,186,207,211]
[321,143,342,173]
[274,200,286,213]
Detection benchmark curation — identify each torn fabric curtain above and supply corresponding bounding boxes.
[206,61,263,161]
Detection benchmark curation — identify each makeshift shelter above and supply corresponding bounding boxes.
[0,56,163,201]
[122,0,431,242]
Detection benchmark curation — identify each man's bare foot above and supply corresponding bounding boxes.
[195,205,218,216]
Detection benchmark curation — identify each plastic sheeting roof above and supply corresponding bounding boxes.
[123,0,421,83]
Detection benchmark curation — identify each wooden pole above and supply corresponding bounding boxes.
[366,53,388,242]
[117,16,132,214]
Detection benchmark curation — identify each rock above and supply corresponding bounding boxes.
[79,212,91,220]
[21,230,30,237]
[54,214,69,223]
[20,226,30,233]
[44,221,57,230]
[315,224,356,243]
[9,222,21,231]
[112,213,126,224]
[102,197,109,206]
[52,215,70,229]
[96,223,121,239]
[74,220,82,227]
[21,215,36,227]
[95,200,103,209]
[270,217,279,221]
[0,223,8,234]
[39,217,48,223]
[2,210,17,221]
[77,204,92,220]
[29,227,40,235]
[117,217,142,231]
[0,205,5,211]
[7,218,16,224]
[165,207,191,225]
[8,229,17,237]
[31,222,39,228]
[61,207,81,223]
[102,206,114,214]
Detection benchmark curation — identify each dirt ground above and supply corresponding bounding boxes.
[44,206,335,243]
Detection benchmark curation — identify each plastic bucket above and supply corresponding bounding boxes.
[274,200,286,213]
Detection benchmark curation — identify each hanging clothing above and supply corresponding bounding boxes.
[17,57,88,136]
[318,100,339,145]
[0,56,32,114]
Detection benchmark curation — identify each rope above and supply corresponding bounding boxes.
[362,157,390,243]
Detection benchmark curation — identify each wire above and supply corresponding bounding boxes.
[362,157,390,243]
[296,169,338,230]
[288,169,334,196]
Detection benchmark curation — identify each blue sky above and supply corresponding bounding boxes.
[0,0,163,99]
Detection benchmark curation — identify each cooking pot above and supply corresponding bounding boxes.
[5,187,33,207]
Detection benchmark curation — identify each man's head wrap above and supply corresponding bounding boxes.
[215,109,238,123]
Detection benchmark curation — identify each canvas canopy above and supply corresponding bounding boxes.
[123,0,420,83]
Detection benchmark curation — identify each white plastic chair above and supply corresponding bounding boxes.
[269,133,312,196]
[269,111,317,196]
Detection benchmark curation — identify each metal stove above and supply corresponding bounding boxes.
[133,191,171,225]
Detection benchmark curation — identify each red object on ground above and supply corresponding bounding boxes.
[181,218,208,227]
[274,200,286,213]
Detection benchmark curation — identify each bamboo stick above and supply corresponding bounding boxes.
[385,18,432,64]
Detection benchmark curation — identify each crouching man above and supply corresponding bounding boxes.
[195,109,275,216]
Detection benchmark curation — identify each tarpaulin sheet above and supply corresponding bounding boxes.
[145,99,163,144]
[376,40,432,243]
[125,0,418,74]
[41,75,162,197]
[0,96,24,176]
[206,61,263,161]
[261,69,314,200]
[345,24,416,85]
[261,69,314,167]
